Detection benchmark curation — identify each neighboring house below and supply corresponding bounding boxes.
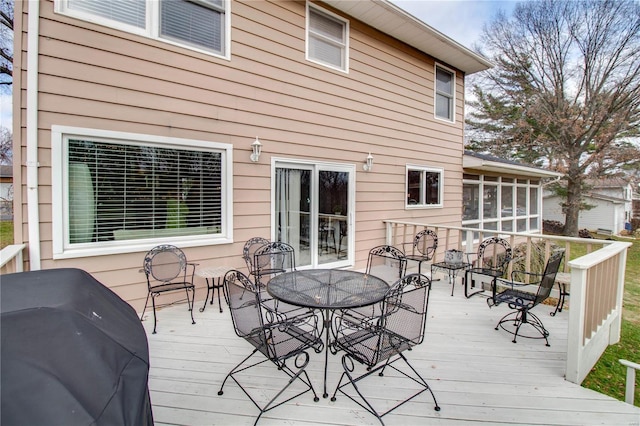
[543,178,635,235]
[13,0,493,310]
[0,165,13,220]
[462,151,562,233]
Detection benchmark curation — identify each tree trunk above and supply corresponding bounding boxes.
[563,178,582,237]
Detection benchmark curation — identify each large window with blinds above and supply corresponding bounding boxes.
[306,2,349,72]
[56,0,229,58]
[52,127,233,257]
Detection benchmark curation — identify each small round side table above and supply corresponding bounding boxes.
[196,266,227,313]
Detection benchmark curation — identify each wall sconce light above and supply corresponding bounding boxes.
[250,137,262,163]
[363,152,373,171]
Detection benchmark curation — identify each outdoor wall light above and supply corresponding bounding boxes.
[250,137,262,162]
[363,152,373,171]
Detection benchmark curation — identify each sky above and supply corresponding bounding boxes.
[391,0,521,49]
[0,1,523,131]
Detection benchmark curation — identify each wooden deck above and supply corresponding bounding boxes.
[142,277,640,425]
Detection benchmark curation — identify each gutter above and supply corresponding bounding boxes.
[25,1,41,270]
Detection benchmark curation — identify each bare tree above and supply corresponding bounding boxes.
[467,0,640,236]
[0,126,11,164]
[0,0,13,90]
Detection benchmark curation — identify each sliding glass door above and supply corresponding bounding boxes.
[274,161,354,268]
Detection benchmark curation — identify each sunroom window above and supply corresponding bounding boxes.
[462,175,542,234]
[307,3,349,72]
[406,166,443,208]
[52,127,233,258]
[58,0,229,58]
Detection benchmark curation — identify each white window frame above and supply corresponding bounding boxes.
[405,165,444,209]
[55,0,231,60]
[434,63,456,123]
[271,157,356,269]
[306,2,349,73]
[51,125,234,259]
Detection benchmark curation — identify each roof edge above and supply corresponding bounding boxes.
[322,0,493,74]
[463,152,563,179]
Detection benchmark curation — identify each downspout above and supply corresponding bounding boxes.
[26,1,41,270]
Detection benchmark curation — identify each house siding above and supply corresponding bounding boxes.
[14,0,466,311]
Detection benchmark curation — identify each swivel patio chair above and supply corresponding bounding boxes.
[218,270,322,425]
[330,274,440,425]
[488,250,565,346]
[402,229,438,275]
[141,244,196,334]
[464,236,512,298]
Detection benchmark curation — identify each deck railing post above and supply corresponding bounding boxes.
[619,359,640,405]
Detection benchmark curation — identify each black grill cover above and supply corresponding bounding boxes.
[1,268,153,425]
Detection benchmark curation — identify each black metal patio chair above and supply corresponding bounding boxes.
[488,250,565,346]
[252,240,311,322]
[242,236,270,282]
[253,241,297,287]
[402,229,438,275]
[218,270,322,425]
[141,244,196,334]
[366,245,407,284]
[464,236,512,298]
[330,273,440,425]
[345,245,407,320]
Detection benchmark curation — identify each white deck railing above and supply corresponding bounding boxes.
[384,220,631,385]
[619,359,640,405]
[0,244,27,275]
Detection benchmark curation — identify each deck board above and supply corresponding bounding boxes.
[143,278,640,425]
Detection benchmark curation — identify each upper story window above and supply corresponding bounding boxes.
[435,64,455,122]
[57,0,230,59]
[306,2,349,72]
[52,126,233,259]
[406,165,443,208]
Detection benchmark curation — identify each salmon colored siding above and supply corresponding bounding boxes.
[14,0,466,311]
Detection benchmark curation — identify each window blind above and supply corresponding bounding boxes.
[309,7,345,68]
[68,0,146,28]
[68,139,222,243]
[160,0,223,53]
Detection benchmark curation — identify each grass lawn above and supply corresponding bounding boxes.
[1,220,13,249]
[581,235,640,406]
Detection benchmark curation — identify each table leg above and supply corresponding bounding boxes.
[215,277,223,313]
[322,308,331,398]
[199,278,212,313]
